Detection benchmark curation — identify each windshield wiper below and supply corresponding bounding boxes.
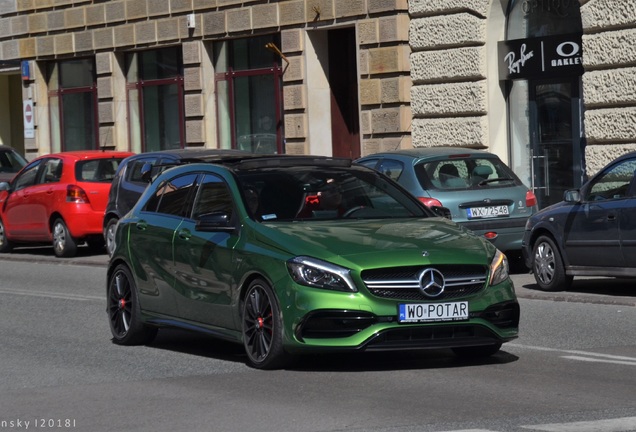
[478,177,515,186]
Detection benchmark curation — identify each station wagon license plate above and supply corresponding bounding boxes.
[398,301,469,323]
[467,205,509,219]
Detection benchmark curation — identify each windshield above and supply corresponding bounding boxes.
[237,165,430,222]
[76,158,125,183]
[415,157,521,191]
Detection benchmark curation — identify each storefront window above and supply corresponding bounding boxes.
[506,0,582,39]
[126,48,184,153]
[504,0,584,208]
[47,59,98,152]
[214,35,284,154]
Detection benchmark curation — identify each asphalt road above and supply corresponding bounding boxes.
[2,244,634,307]
[0,247,635,431]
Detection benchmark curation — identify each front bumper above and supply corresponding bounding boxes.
[278,278,519,354]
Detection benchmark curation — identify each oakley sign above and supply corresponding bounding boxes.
[498,33,583,80]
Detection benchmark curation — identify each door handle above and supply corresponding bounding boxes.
[178,229,191,240]
[607,213,616,222]
[136,221,148,231]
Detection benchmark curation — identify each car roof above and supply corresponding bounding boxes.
[0,145,20,153]
[359,147,497,160]
[157,154,353,173]
[36,150,134,161]
[125,148,249,162]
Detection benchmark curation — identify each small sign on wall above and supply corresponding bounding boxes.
[23,100,34,139]
[21,61,30,81]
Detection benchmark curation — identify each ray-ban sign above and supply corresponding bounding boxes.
[498,33,583,80]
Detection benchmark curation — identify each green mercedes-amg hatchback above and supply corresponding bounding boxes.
[107,155,519,369]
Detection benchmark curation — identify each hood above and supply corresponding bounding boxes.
[252,217,495,269]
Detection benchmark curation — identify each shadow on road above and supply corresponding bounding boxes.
[147,328,519,372]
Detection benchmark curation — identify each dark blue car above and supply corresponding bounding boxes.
[522,151,636,291]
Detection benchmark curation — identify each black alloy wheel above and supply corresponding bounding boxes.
[242,279,290,369]
[108,264,157,345]
[532,235,572,292]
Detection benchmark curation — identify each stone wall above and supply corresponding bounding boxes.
[408,0,490,149]
[0,0,413,157]
[580,0,636,174]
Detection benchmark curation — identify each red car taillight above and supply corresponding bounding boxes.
[418,197,443,207]
[526,190,537,208]
[67,185,90,204]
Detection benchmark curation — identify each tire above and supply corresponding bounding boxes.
[0,218,13,253]
[52,218,77,258]
[242,279,291,369]
[452,343,502,358]
[107,264,157,345]
[104,217,119,256]
[532,235,572,292]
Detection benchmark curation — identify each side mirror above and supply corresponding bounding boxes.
[563,189,581,203]
[195,212,235,232]
[140,163,154,183]
[430,205,452,220]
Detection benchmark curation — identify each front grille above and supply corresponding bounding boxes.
[362,265,487,301]
[363,325,503,351]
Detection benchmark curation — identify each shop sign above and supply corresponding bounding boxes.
[23,100,34,139]
[498,33,583,80]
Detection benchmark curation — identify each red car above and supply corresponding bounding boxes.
[0,151,134,257]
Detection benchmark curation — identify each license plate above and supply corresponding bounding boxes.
[398,302,469,323]
[467,205,509,219]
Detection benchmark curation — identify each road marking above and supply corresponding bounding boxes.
[0,288,104,302]
[507,343,636,365]
[560,355,636,366]
[520,416,636,431]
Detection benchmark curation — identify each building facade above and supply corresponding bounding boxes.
[0,0,635,210]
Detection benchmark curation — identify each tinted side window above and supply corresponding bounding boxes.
[127,158,159,184]
[191,174,234,220]
[146,173,198,216]
[13,160,43,191]
[0,150,27,173]
[587,158,636,201]
[39,159,63,184]
[377,159,404,181]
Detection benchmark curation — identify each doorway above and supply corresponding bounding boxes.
[327,28,360,159]
[529,78,584,208]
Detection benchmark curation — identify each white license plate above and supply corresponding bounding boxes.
[398,302,469,323]
[467,205,509,219]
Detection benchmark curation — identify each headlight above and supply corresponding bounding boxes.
[489,250,509,286]
[287,256,357,292]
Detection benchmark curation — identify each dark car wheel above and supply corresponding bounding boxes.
[108,264,158,345]
[104,218,118,256]
[452,343,502,358]
[0,218,13,253]
[52,218,77,258]
[242,279,291,369]
[532,235,572,292]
